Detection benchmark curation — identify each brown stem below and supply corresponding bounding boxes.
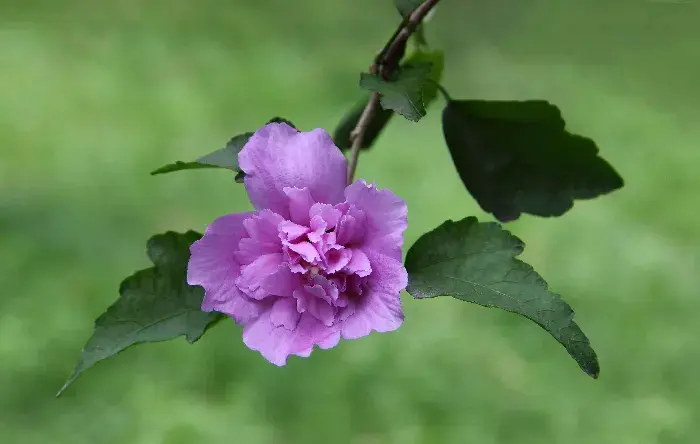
[346,92,380,184]
[346,0,442,184]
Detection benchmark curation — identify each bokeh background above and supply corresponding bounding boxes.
[1,0,698,443]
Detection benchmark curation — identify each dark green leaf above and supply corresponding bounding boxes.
[196,132,253,169]
[57,231,222,396]
[332,97,394,151]
[334,55,441,151]
[403,49,444,107]
[395,0,424,17]
[442,100,624,222]
[360,63,432,121]
[267,117,297,129]
[150,132,253,176]
[149,162,214,175]
[405,217,599,378]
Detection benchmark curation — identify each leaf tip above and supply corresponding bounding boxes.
[583,358,601,379]
[610,170,625,190]
[56,369,80,398]
[55,382,69,398]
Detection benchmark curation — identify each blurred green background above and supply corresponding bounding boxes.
[1,1,698,443]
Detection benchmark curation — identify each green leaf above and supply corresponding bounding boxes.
[149,161,215,175]
[395,0,424,17]
[332,97,394,151]
[413,23,428,48]
[150,132,253,176]
[442,100,624,222]
[403,49,444,107]
[196,132,253,169]
[360,63,432,122]
[57,231,222,396]
[267,116,297,129]
[334,54,441,150]
[405,217,600,378]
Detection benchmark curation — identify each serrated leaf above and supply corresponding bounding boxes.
[57,231,222,396]
[332,97,394,151]
[405,217,599,378]
[403,49,444,107]
[359,63,432,122]
[395,0,425,17]
[442,100,624,222]
[150,132,253,176]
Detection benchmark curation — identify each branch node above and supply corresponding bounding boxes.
[346,0,442,184]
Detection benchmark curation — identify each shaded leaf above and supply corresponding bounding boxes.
[333,54,441,151]
[395,0,424,17]
[335,56,440,151]
[267,116,297,129]
[332,97,394,151]
[442,100,624,222]
[196,132,253,169]
[149,161,214,175]
[413,23,428,47]
[57,231,222,396]
[405,217,599,378]
[403,49,444,107]
[360,63,432,122]
[150,132,253,176]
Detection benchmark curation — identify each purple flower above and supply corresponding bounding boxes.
[187,122,408,365]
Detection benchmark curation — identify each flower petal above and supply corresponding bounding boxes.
[239,123,348,215]
[242,209,285,242]
[294,285,335,327]
[269,297,301,330]
[344,179,407,261]
[236,253,300,299]
[187,212,263,323]
[279,220,309,242]
[293,330,341,358]
[242,311,339,366]
[286,241,320,264]
[336,206,366,246]
[340,250,406,339]
[345,248,372,277]
[324,247,352,274]
[202,211,255,236]
[309,203,342,230]
[236,210,284,265]
[283,187,315,226]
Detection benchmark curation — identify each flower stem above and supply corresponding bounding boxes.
[346,0,443,184]
[433,80,452,102]
[347,93,380,184]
